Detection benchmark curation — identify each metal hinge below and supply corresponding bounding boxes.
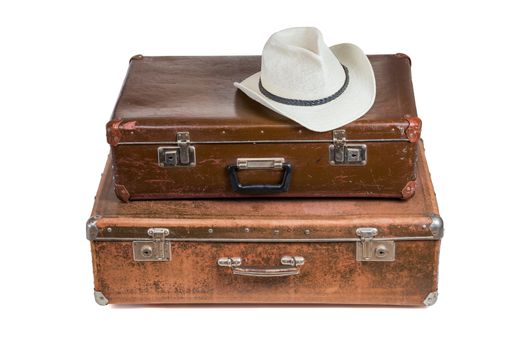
[133,228,171,261]
[157,132,196,167]
[356,227,395,261]
[329,130,367,165]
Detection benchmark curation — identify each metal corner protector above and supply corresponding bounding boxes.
[129,54,144,62]
[423,291,439,306]
[429,214,444,239]
[404,115,422,143]
[86,215,101,241]
[94,290,109,306]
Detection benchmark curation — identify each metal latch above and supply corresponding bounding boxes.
[158,132,196,167]
[133,228,171,261]
[356,227,395,261]
[329,130,367,165]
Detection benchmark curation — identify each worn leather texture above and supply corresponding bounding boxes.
[110,54,417,140]
[107,54,420,200]
[89,141,441,306]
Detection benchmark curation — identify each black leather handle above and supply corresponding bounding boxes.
[227,163,292,193]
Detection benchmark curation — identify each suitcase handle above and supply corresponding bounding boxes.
[227,158,292,193]
[217,256,304,277]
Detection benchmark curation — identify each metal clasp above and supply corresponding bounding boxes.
[329,130,367,166]
[133,228,171,261]
[356,227,395,262]
[158,132,196,167]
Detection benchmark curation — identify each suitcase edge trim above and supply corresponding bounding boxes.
[85,214,444,242]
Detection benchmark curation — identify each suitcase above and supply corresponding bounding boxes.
[107,54,421,201]
[87,141,442,306]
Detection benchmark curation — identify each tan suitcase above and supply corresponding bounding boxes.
[87,141,442,306]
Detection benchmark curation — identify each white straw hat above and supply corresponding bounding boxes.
[234,27,376,132]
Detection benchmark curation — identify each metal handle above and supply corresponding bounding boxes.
[227,158,292,193]
[218,256,304,277]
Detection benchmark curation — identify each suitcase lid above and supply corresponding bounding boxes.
[88,141,441,242]
[107,55,420,145]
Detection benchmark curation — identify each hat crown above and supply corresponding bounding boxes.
[260,27,346,100]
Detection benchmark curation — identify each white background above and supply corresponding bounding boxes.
[1,0,524,348]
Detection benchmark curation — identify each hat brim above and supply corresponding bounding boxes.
[234,43,376,132]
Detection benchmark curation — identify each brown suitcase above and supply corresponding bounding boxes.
[107,54,421,201]
[87,141,442,306]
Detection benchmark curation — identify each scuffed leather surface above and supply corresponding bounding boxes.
[110,55,417,142]
[92,240,439,305]
[89,142,441,305]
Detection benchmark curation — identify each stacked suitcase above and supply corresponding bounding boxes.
[87,54,443,306]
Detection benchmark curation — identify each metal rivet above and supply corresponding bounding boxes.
[244,228,250,233]
[260,130,264,134]
[107,227,112,233]
[208,228,213,233]
[273,229,280,235]
[304,229,311,235]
